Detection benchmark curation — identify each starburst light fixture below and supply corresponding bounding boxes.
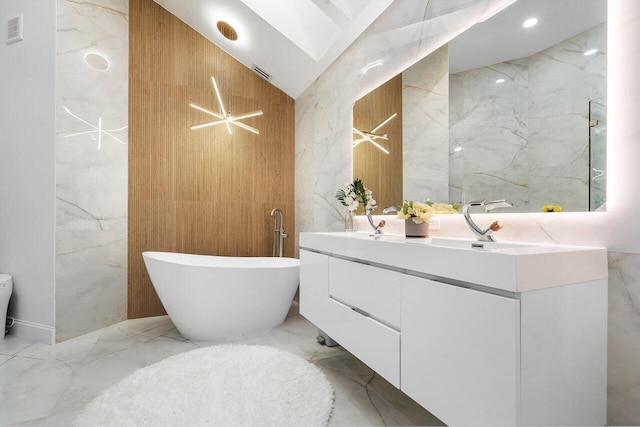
[62,106,127,150]
[189,76,263,135]
[352,112,397,154]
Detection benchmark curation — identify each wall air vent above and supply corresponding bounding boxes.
[6,14,23,45]
[251,64,272,81]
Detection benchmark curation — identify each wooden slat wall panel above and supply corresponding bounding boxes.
[129,0,295,318]
[353,74,403,211]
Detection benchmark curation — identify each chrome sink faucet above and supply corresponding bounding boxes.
[462,199,512,242]
[366,206,385,234]
[366,206,398,234]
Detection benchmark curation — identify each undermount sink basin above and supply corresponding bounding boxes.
[344,232,406,240]
[368,233,406,240]
[429,237,536,250]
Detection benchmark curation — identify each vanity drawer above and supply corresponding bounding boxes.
[326,296,400,388]
[328,257,401,329]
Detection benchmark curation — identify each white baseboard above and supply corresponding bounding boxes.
[8,318,55,345]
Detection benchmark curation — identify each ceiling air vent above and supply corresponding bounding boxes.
[251,64,272,81]
[6,14,23,45]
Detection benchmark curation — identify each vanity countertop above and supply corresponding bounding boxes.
[299,232,608,293]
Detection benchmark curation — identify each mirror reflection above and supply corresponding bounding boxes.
[353,0,607,213]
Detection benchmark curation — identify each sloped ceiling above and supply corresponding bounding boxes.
[153,0,393,98]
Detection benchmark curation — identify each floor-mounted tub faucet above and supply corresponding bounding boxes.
[462,199,512,242]
[270,208,288,257]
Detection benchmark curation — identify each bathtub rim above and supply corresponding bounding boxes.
[142,251,300,269]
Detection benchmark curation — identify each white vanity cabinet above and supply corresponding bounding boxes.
[299,232,608,426]
[401,275,520,425]
[300,250,402,387]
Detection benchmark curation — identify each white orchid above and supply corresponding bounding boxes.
[336,178,375,214]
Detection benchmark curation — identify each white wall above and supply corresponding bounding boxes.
[0,0,57,343]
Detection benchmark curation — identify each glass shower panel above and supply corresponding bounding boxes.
[589,97,606,211]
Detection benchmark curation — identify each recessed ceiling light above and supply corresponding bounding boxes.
[496,78,505,84]
[584,48,598,56]
[523,18,538,28]
[84,52,110,71]
[216,21,238,41]
[454,146,463,153]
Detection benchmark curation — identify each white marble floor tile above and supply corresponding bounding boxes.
[0,354,12,367]
[0,336,46,357]
[0,355,74,425]
[1,303,442,426]
[315,352,444,426]
[11,410,80,427]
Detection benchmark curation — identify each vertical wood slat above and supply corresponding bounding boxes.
[128,0,295,319]
[353,74,403,211]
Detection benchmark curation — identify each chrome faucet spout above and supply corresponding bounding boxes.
[484,199,513,211]
[366,206,386,234]
[462,199,512,242]
[382,206,398,215]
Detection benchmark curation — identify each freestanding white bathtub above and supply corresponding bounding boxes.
[142,252,300,341]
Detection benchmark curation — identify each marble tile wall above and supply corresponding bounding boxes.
[448,73,464,203]
[55,0,129,341]
[528,24,607,212]
[448,24,605,212]
[607,252,640,425]
[295,0,640,423]
[402,45,450,203]
[451,59,529,211]
[295,0,510,236]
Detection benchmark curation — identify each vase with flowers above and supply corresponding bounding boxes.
[335,178,376,231]
[542,204,563,212]
[398,200,459,237]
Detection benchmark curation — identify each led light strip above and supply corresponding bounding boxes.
[352,112,397,154]
[352,128,390,154]
[62,106,127,150]
[190,76,263,135]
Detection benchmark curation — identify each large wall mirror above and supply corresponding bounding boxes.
[353,0,607,213]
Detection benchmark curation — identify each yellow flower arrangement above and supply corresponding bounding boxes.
[542,205,563,212]
[430,202,459,215]
[398,201,460,224]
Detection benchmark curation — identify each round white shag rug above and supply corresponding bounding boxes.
[75,345,334,427]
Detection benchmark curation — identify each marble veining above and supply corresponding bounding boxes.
[451,59,529,210]
[403,44,450,202]
[55,0,128,341]
[0,303,442,426]
[295,0,509,239]
[607,252,640,426]
[528,24,606,212]
[448,24,605,212]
